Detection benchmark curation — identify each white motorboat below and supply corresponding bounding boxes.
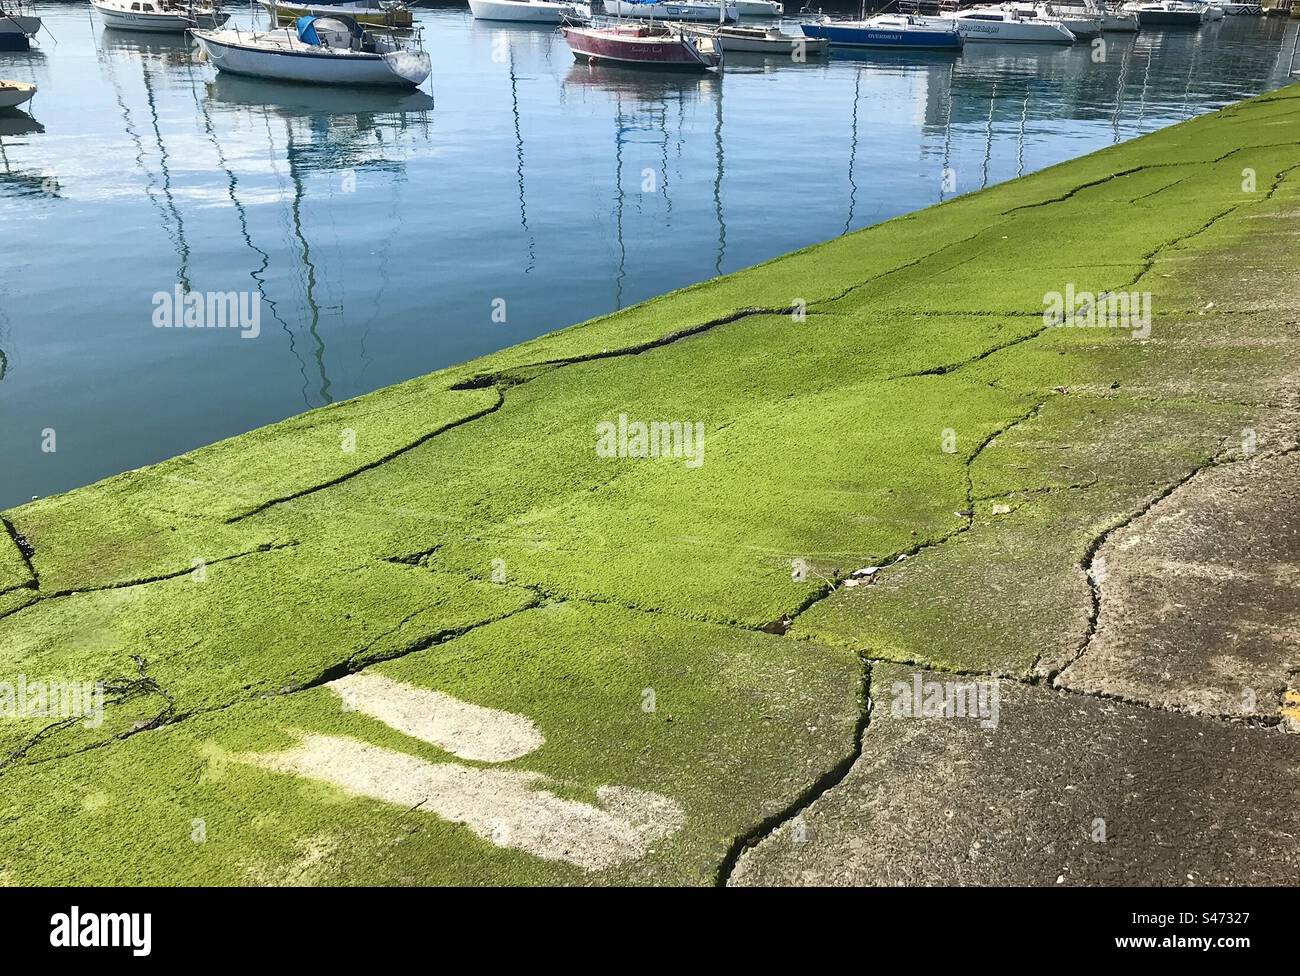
[193,15,432,88]
[0,1,40,50]
[733,0,783,15]
[259,0,414,28]
[1120,1,1206,26]
[939,6,1077,42]
[1187,0,1224,18]
[92,0,227,33]
[604,0,739,23]
[0,79,35,110]
[467,0,590,23]
[682,21,826,52]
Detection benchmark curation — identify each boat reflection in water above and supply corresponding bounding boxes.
[0,110,48,197]
[564,62,729,298]
[202,72,434,406]
[205,70,436,117]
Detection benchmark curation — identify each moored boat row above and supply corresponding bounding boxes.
[4,0,1267,98]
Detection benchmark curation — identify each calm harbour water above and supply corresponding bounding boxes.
[1,5,1297,508]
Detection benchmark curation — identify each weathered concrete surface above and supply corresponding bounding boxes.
[730,663,1300,887]
[3,87,1300,885]
[1057,443,1300,719]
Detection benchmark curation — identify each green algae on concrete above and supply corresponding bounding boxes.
[0,603,861,885]
[3,85,1300,884]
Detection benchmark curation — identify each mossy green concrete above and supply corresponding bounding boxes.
[2,85,1299,884]
[0,603,861,885]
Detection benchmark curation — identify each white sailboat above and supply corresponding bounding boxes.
[604,0,740,23]
[939,6,1077,42]
[1002,2,1104,36]
[468,0,591,23]
[193,15,432,88]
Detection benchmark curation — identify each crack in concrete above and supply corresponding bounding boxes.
[0,541,298,626]
[1,516,38,594]
[225,389,508,523]
[1050,437,1300,692]
[0,654,175,773]
[715,656,873,887]
[720,160,1300,873]
[0,600,541,779]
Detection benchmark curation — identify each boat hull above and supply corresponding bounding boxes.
[1054,15,1102,35]
[0,14,39,35]
[947,17,1076,42]
[1100,12,1140,30]
[562,25,720,69]
[732,0,782,15]
[604,1,738,23]
[800,21,962,49]
[0,13,39,47]
[687,25,825,52]
[467,0,583,23]
[1130,7,1204,25]
[94,6,227,32]
[0,82,36,110]
[194,33,431,88]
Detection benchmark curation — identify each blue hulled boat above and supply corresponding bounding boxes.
[799,13,963,50]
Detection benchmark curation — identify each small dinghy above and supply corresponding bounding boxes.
[0,79,36,111]
[92,0,228,33]
[801,13,963,49]
[563,21,723,70]
[684,22,827,53]
[259,0,414,29]
[467,0,591,23]
[193,15,432,88]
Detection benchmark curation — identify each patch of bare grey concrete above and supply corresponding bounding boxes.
[1057,443,1300,719]
[729,662,1300,886]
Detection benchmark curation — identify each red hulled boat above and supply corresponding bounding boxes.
[561,22,723,71]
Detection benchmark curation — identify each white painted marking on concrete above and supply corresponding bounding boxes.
[327,672,544,762]
[245,735,684,871]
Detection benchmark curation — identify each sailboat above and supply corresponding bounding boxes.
[193,15,432,88]
[603,1,738,24]
[564,0,724,70]
[938,6,1077,43]
[468,0,592,24]
[801,13,964,49]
